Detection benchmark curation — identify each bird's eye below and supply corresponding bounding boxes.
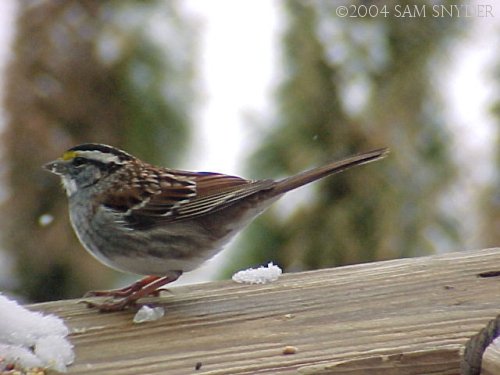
[72,157,86,167]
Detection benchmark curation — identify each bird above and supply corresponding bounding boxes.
[44,143,388,311]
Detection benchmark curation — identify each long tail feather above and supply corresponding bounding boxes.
[272,148,389,195]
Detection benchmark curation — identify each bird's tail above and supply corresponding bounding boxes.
[272,148,389,195]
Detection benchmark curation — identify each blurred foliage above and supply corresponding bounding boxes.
[482,55,500,247]
[1,0,196,302]
[223,0,466,276]
[2,0,493,303]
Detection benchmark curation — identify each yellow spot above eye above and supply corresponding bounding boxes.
[62,151,78,161]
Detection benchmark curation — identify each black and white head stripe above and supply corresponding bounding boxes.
[64,144,135,165]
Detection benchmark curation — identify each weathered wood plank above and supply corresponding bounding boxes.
[482,343,500,375]
[31,248,500,374]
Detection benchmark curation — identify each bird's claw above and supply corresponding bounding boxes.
[79,298,137,312]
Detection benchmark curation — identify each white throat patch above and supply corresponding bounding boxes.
[62,176,78,196]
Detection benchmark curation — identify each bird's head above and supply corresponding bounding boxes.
[44,143,135,196]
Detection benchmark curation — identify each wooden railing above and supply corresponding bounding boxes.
[31,247,500,374]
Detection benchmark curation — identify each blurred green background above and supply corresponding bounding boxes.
[1,0,498,302]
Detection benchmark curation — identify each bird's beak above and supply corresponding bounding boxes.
[43,159,67,175]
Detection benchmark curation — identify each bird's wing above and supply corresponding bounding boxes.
[101,169,274,229]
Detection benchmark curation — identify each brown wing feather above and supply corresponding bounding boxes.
[104,168,275,229]
[102,166,196,214]
[172,174,275,218]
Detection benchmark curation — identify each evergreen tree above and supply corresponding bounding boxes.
[224,0,462,275]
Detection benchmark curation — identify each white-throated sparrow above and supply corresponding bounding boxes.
[44,144,388,311]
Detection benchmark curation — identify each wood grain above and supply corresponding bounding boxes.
[30,248,500,374]
[482,342,500,375]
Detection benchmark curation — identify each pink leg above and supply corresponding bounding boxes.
[84,275,161,298]
[84,272,182,312]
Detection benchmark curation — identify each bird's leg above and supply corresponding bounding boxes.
[84,275,161,298]
[84,271,182,312]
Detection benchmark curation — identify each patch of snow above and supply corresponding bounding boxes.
[0,294,74,372]
[232,262,282,284]
[133,305,165,324]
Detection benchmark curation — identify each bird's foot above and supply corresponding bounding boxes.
[82,272,182,313]
[81,298,136,312]
[84,275,162,298]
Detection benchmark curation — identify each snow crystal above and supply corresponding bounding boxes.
[0,294,74,372]
[133,305,165,323]
[0,343,42,369]
[232,262,282,284]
